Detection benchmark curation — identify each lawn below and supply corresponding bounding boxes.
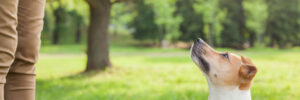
[36,44,300,100]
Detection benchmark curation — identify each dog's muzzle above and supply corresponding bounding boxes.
[191,38,210,73]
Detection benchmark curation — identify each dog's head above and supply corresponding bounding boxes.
[191,38,257,90]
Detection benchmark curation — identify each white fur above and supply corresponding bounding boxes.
[206,77,252,100]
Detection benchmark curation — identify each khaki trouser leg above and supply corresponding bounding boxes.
[4,0,45,100]
[0,0,19,99]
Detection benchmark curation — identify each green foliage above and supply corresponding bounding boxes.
[145,0,183,42]
[41,0,300,48]
[42,0,88,45]
[194,0,227,46]
[42,7,56,44]
[129,1,161,42]
[266,0,300,48]
[243,0,268,42]
[110,3,135,35]
[242,0,269,47]
[53,6,69,44]
[175,0,205,42]
[219,0,247,48]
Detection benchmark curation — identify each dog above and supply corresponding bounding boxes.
[190,38,257,100]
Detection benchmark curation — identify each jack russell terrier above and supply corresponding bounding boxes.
[191,38,257,100]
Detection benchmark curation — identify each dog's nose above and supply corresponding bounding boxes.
[196,38,203,43]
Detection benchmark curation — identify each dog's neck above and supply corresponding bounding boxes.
[207,81,252,100]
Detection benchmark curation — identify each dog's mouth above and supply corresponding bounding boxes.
[191,38,210,73]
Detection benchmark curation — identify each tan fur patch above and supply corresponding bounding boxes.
[193,41,257,90]
[238,56,257,90]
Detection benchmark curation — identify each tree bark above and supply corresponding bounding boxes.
[85,0,112,72]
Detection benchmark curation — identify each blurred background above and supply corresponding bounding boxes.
[38,0,300,99]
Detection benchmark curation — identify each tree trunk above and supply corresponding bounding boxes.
[237,0,246,44]
[208,23,214,47]
[53,6,62,45]
[249,30,256,47]
[52,27,59,45]
[85,0,112,72]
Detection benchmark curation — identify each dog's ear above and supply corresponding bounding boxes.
[239,56,257,90]
[241,56,254,65]
[239,64,257,82]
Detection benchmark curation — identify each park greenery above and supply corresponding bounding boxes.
[37,0,300,99]
[42,0,300,71]
[43,0,300,48]
[37,35,300,100]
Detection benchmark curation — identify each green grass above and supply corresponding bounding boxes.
[37,44,300,100]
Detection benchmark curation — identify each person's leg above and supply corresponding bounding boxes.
[4,0,45,100]
[0,0,19,100]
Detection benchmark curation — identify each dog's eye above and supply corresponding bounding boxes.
[221,53,229,59]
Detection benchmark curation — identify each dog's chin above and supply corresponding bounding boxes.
[191,55,202,68]
[191,55,207,73]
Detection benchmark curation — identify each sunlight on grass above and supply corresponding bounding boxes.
[36,45,300,100]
